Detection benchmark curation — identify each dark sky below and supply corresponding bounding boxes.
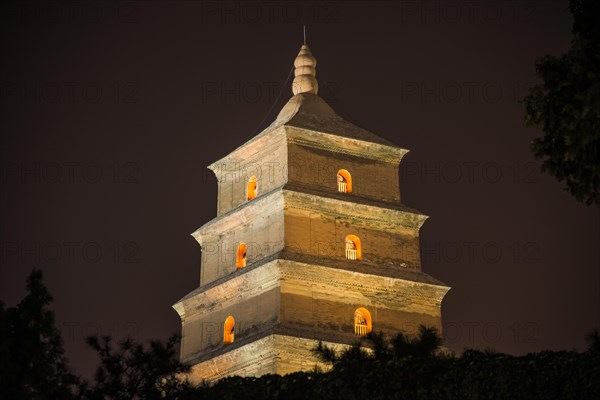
[1,0,598,379]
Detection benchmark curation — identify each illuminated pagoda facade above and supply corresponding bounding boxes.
[173,42,450,383]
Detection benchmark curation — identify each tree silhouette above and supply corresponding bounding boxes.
[522,0,600,205]
[586,329,600,354]
[3,271,598,399]
[82,334,192,400]
[0,269,80,399]
[310,326,447,400]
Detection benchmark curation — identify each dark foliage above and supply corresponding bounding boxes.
[82,334,192,400]
[0,269,80,399]
[2,272,598,399]
[187,326,600,400]
[188,373,323,400]
[522,0,600,205]
[586,329,600,354]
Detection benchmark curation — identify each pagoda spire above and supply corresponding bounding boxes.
[303,24,306,44]
[292,41,318,95]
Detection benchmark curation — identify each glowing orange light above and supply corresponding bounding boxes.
[247,176,257,200]
[224,316,235,344]
[354,307,372,336]
[345,235,361,260]
[337,169,352,193]
[236,243,247,269]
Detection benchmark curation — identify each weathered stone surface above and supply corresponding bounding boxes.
[174,259,448,371]
[174,261,281,364]
[173,43,450,384]
[282,190,427,270]
[209,127,288,216]
[190,188,431,288]
[191,191,285,286]
[184,334,348,384]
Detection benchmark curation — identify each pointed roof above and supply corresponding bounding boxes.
[274,92,395,147]
[271,44,396,147]
[215,43,403,166]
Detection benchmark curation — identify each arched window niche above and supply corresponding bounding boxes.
[337,169,352,193]
[345,235,362,260]
[354,307,372,336]
[236,243,247,269]
[247,176,257,201]
[223,316,235,344]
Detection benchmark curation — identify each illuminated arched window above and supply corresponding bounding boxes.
[236,243,247,269]
[247,176,257,201]
[223,316,235,344]
[345,235,362,260]
[354,307,372,336]
[337,169,352,193]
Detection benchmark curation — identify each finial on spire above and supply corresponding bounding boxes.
[303,24,306,44]
[291,43,318,95]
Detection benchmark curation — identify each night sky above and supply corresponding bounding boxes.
[1,0,598,379]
